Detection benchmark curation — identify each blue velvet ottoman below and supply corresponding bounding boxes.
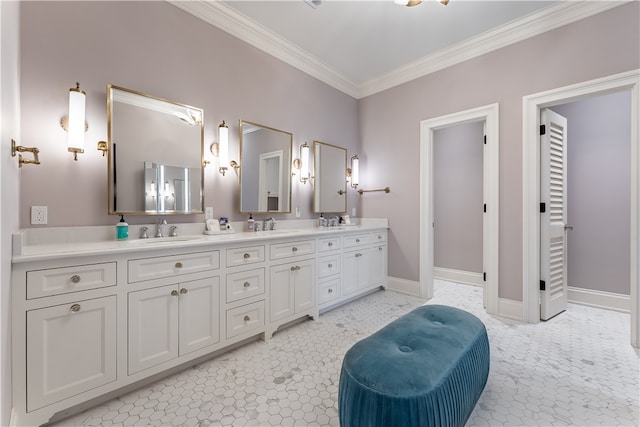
[338,304,490,427]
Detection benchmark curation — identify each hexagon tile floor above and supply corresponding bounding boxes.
[51,280,639,427]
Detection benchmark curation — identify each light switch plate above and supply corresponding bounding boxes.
[31,206,48,225]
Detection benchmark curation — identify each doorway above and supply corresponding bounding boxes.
[522,69,640,347]
[419,103,499,315]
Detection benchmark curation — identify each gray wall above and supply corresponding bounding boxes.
[433,121,483,273]
[553,91,631,296]
[19,1,360,228]
[358,3,639,301]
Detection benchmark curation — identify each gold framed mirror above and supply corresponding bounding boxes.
[313,141,347,213]
[107,85,205,215]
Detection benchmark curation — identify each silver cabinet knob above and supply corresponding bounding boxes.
[356,239,360,243]
[69,303,81,313]
[243,253,250,259]
[355,253,362,258]
[243,281,251,288]
[180,288,188,294]
[175,262,183,268]
[70,274,81,284]
[243,315,250,322]
[171,290,178,296]
[564,224,574,231]
[328,242,333,247]
[328,263,333,268]
[328,289,333,294]
[292,247,298,252]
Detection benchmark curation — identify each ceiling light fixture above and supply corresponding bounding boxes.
[394,0,449,7]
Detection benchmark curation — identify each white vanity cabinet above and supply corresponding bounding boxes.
[127,277,220,375]
[26,295,117,412]
[11,223,388,426]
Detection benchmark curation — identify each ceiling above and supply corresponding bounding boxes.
[170,0,625,98]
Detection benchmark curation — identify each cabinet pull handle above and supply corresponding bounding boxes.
[328,263,333,268]
[175,262,183,268]
[356,239,360,243]
[243,253,250,259]
[290,266,296,271]
[328,289,333,294]
[243,281,251,288]
[180,288,188,294]
[243,315,250,322]
[171,290,178,296]
[69,303,81,313]
[292,247,298,252]
[379,247,383,251]
[355,253,362,258]
[70,274,81,284]
[378,235,382,240]
[328,242,333,247]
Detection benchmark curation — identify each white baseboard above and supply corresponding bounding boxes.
[433,267,484,287]
[498,298,525,321]
[386,276,421,297]
[568,286,630,313]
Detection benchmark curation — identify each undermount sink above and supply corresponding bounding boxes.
[130,236,203,244]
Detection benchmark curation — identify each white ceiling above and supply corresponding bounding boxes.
[170,1,626,98]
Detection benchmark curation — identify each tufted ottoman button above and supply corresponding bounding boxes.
[398,345,413,353]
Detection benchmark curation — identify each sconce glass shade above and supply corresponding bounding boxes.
[67,83,86,159]
[218,120,229,174]
[351,155,359,188]
[300,142,310,183]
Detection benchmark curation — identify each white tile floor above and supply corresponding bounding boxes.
[51,280,639,427]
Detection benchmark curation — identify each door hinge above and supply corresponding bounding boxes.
[540,280,546,291]
[483,203,487,213]
[483,135,487,145]
[483,272,487,282]
[540,124,546,135]
[540,202,546,213]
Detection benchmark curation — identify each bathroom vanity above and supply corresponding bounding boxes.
[10,220,388,426]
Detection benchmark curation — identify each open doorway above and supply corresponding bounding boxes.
[523,69,640,347]
[419,103,499,315]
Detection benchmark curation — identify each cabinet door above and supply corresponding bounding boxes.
[26,296,116,411]
[270,265,294,322]
[370,245,387,286]
[179,277,220,356]
[342,251,358,296]
[356,249,371,290]
[294,260,315,313]
[128,284,178,375]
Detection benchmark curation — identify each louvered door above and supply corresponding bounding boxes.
[540,109,568,320]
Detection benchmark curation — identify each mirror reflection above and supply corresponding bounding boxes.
[313,141,347,213]
[239,120,292,213]
[108,84,204,215]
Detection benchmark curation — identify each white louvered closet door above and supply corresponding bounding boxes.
[540,109,568,320]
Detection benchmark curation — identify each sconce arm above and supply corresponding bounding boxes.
[11,139,41,168]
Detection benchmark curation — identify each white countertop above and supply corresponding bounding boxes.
[12,219,389,263]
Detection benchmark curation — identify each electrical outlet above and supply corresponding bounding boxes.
[31,206,48,225]
[295,207,301,218]
[351,208,356,217]
[205,206,214,220]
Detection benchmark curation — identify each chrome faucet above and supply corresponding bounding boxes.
[169,225,178,237]
[156,218,167,238]
[263,217,275,231]
[140,226,149,239]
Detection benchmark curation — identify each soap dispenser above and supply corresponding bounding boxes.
[116,215,129,240]
[247,213,255,231]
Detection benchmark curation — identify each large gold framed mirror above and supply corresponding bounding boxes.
[313,141,347,213]
[107,85,205,215]
[239,120,292,213]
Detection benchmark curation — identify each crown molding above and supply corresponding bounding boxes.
[168,0,360,98]
[358,1,628,98]
[169,0,628,100]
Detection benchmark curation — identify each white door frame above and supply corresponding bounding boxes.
[522,69,640,347]
[420,103,500,315]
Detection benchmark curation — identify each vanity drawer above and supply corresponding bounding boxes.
[318,277,340,305]
[343,234,371,248]
[226,301,265,339]
[270,240,315,260]
[318,237,341,252]
[226,246,265,268]
[226,268,265,303]
[372,231,387,244]
[128,251,219,283]
[318,254,341,278]
[27,262,117,299]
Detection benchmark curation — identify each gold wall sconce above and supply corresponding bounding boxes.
[97,141,108,156]
[346,154,390,195]
[293,142,311,184]
[11,139,40,168]
[60,82,87,161]
[210,120,239,175]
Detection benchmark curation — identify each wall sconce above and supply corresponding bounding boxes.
[11,139,40,168]
[97,141,108,156]
[348,155,359,188]
[60,82,87,161]
[293,142,310,184]
[209,120,239,175]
